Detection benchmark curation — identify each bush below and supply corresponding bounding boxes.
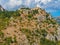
[32,10,39,14]
[4,37,12,45]
[0,31,4,38]
[13,36,17,43]
[40,29,47,37]
[40,38,56,45]
[28,14,33,19]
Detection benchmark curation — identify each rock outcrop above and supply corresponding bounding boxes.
[0,5,5,11]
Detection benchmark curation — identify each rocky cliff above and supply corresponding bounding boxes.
[0,7,59,45]
[0,5,5,11]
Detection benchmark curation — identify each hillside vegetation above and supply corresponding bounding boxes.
[0,7,59,45]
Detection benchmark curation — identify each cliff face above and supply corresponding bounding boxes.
[0,5,5,11]
[0,7,59,45]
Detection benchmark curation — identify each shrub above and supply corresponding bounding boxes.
[4,37,12,45]
[40,38,56,45]
[40,29,47,38]
[32,10,39,14]
[28,14,33,19]
[0,31,4,38]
